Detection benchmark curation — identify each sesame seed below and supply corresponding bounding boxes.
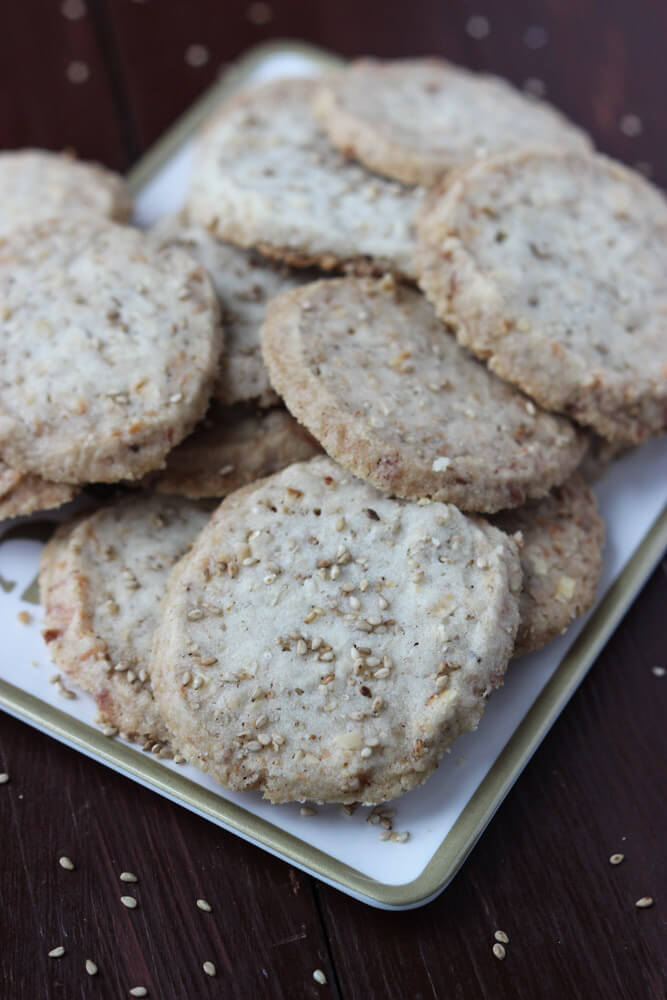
[61,0,86,19]
[635,897,654,908]
[0,773,9,785]
[651,665,665,677]
[379,830,391,841]
[374,667,391,679]
[300,806,317,816]
[129,990,148,998]
[181,671,192,687]
[360,747,372,758]
[392,831,410,843]
[120,895,138,909]
[466,14,490,39]
[296,639,307,655]
[59,856,75,871]
[49,946,66,958]
[313,969,327,985]
[203,961,216,977]
[494,930,509,944]
[619,113,643,137]
[66,60,90,84]
[246,741,262,752]
[120,871,138,882]
[85,959,98,976]
[246,1,272,24]
[523,24,548,48]
[609,853,624,865]
[493,942,506,960]
[196,898,212,912]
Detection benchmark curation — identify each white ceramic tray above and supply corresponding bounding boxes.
[1,42,665,910]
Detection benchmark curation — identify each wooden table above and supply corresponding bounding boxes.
[1,3,665,997]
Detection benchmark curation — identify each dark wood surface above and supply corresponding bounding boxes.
[1,2,665,997]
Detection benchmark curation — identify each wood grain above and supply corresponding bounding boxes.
[317,563,667,1000]
[0,711,336,999]
[0,1,665,996]
[0,0,129,170]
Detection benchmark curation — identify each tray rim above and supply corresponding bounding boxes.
[1,39,665,910]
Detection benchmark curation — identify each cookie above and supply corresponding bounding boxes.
[0,459,77,521]
[152,216,312,406]
[150,456,522,804]
[40,495,212,743]
[416,149,667,442]
[0,148,131,238]
[186,78,423,279]
[151,404,321,499]
[491,474,604,655]
[313,59,591,186]
[0,217,223,484]
[261,276,586,513]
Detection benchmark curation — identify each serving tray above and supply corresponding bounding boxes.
[1,41,665,909]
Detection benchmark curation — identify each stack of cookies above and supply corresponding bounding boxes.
[11,57,662,806]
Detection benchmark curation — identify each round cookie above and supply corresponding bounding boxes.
[261,276,587,513]
[313,59,591,186]
[150,456,522,804]
[491,474,604,655]
[152,404,321,499]
[416,149,667,442]
[0,149,131,238]
[152,216,313,406]
[0,217,223,484]
[0,459,78,521]
[186,78,423,279]
[40,495,212,743]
